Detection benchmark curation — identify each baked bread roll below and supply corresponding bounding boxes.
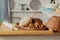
[46,16,60,32]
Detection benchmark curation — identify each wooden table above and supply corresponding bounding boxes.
[0,24,53,36]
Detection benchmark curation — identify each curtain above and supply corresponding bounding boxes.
[1,0,12,22]
[9,0,13,10]
[1,0,9,21]
[0,0,2,22]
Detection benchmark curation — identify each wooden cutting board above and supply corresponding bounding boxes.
[0,24,53,36]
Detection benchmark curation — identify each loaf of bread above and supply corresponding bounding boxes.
[46,16,60,32]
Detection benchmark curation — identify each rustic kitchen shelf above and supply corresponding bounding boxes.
[43,12,60,17]
[0,24,54,36]
[11,10,42,13]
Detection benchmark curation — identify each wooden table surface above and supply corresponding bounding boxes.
[0,24,56,36]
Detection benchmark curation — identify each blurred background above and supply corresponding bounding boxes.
[0,0,60,40]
